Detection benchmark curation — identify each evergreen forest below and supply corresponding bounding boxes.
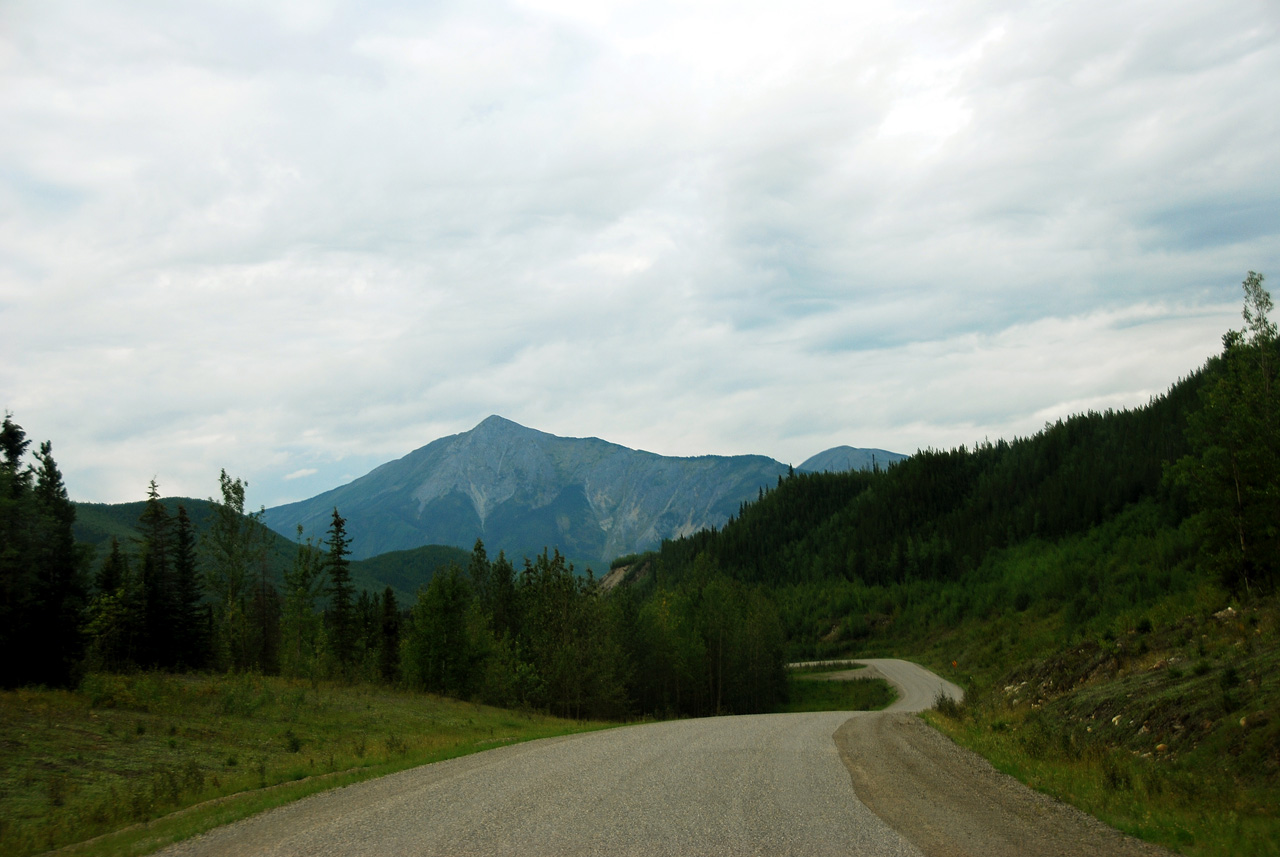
[0,437,788,719]
[636,273,1278,655]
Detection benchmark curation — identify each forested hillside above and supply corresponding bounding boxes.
[610,274,1280,855]
[650,372,1198,596]
[637,275,1277,651]
[73,500,466,606]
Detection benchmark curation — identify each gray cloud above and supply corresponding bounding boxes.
[1,0,1276,508]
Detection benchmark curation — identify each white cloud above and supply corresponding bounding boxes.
[1,0,1277,508]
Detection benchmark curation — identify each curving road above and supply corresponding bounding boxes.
[158,660,1167,857]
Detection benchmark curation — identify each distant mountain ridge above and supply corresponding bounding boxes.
[262,416,905,564]
[798,446,907,474]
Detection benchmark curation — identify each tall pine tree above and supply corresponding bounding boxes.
[325,508,356,673]
[29,441,88,687]
[0,416,33,687]
[137,480,175,667]
[172,505,206,669]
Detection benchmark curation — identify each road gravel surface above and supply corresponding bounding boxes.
[157,659,1169,857]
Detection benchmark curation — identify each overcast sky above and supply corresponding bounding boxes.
[2,0,1278,508]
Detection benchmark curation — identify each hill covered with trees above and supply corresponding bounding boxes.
[630,273,1277,656]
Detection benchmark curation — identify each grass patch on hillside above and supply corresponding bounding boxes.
[921,593,1280,857]
[0,672,611,857]
[783,672,896,712]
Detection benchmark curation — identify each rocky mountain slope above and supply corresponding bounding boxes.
[262,416,788,564]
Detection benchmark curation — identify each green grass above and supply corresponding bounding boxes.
[782,669,896,712]
[769,505,1280,856]
[917,593,1280,856]
[0,672,612,857]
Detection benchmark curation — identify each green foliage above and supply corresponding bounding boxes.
[323,508,356,672]
[1170,272,1279,594]
[783,675,895,712]
[609,552,648,570]
[137,481,176,667]
[922,594,1280,856]
[513,551,629,719]
[653,380,1197,604]
[346,544,470,603]
[377,586,400,683]
[205,471,275,672]
[279,527,326,680]
[172,506,205,669]
[0,418,88,688]
[620,561,788,717]
[401,565,478,697]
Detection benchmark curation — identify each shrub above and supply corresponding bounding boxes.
[933,689,964,719]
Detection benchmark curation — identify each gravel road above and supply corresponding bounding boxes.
[156,660,1168,857]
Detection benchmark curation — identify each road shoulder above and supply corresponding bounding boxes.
[833,712,1173,857]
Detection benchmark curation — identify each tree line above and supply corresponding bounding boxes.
[0,430,787,718]
[639,272,1278,649]
[10,272,1268,701]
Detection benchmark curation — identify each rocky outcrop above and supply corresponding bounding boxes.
[262,416,791,563]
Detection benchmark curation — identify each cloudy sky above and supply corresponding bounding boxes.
[2,0,1278,508]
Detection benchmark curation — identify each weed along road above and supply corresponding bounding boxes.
[158,660,1168,857]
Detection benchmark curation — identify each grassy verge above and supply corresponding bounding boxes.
[919,594,1280,856]
[782,665,896,712]
[0,672,612,857]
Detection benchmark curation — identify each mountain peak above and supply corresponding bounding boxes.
[476,414,522,430]
[469,415,541,439]
[262,420,800,563]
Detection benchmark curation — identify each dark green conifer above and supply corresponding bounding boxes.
[29,441,88,687]
[172,505,206,669]
[378,586,400,683]
[325,507,356,671]
[137,481,175,667]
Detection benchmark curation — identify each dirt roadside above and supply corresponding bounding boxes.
[834,709,1173,857]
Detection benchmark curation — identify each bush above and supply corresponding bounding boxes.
[933,689,964,719]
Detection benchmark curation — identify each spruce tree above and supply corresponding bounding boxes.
[325,507,356,671]
[378,586,400,683]
[29,441,87,687]
[86,538,138,672]
[468,538,490,616]
[96,537,128,594]
[489,550,517,640]
[137,481,175,667]
[172,505,205,669]
[0,416,33,687]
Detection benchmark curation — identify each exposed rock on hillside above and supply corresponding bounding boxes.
[262,416,791,563]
